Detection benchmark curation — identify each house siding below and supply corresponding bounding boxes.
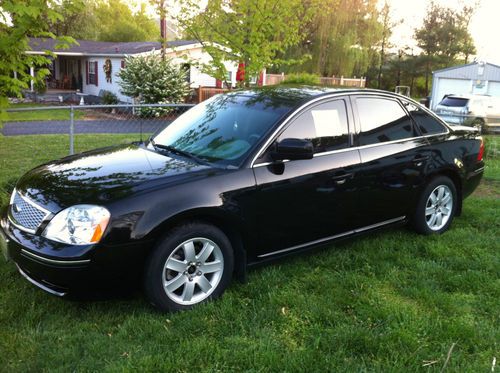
[81,56,131,103]
[430,62,500,109]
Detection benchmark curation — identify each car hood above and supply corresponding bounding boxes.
[15,144,216,212]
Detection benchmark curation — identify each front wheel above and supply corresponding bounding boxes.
[144,222,234,312]
[412,176,457,235]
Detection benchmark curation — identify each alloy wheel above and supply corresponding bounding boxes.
[425,185,453,231]
[162,237,224,305]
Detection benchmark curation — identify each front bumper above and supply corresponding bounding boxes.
[0,214,149,296]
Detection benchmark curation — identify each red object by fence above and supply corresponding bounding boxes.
[236,62,245,82]
[257,71,264,86]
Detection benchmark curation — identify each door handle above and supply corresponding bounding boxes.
[413,155,429,166]
[331,172,354,184]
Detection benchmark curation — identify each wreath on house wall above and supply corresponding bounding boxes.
[103,59,112,83]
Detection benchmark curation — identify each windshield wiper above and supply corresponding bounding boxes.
[150,139,210,166]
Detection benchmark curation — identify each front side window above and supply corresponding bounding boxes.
[356,97,415,146]
[276,99,349,154]
[152,93,293,167]
[405,102,447,135]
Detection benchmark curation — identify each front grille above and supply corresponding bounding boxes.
[9,192,50,233]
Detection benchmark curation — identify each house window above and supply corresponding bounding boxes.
[88,61,98,85]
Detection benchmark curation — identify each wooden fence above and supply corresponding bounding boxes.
[265,74,366,88]
[195,73,366,103]
[196,86,229,103]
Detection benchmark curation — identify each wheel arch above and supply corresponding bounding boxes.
[425,168,463,216]
[145,208,250,282]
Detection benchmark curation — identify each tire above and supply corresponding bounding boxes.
[144,222,234,312]
[471,118,485,132]
[412,176,457,235]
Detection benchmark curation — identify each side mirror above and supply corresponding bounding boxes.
[271,138,314,161]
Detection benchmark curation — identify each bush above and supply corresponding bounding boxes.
[282,73,320,85]
[101,90,118,105]
[34,79,47,94]
[117,53,190,117]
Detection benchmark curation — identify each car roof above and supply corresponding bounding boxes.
[224,86,405,108]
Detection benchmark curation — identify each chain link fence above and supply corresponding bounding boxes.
[0,103,194,206]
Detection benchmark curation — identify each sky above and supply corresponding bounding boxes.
[386,0,500,64]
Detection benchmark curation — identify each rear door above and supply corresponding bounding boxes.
[252,98,361,257]
[352,95,430,227]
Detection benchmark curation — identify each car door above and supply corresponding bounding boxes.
[251,98,361,257]
[352,95,431,227]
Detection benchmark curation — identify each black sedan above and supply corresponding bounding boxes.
[0,87,485,312]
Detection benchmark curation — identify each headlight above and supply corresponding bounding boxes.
[42,205,110,245]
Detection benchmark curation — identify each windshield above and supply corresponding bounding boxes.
[438,97,469,107]
[152,93,293,167]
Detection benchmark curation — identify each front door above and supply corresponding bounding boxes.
[252,98,361,257]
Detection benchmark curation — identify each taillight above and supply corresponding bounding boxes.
[477,138,484,161]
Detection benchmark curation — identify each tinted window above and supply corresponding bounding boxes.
[357,98,415,146]
[439,97,469,107]
[276,100,349,154]
[406,103,447,135]
[153,94,292,167]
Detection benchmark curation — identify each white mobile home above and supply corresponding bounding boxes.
[25,38,240,103]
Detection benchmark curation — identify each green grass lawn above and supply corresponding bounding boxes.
[3,103,84,122]
[0,134,498,372]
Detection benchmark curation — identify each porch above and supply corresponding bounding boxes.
[46,56,84,91]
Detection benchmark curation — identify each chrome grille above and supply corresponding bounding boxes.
[9,192,49,233]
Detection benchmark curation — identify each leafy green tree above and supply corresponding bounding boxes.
[96,0,158,42]
[49,0,158,42]
[177,0,315,86]
[279,0,383,79]
[0,0,74,109]
[117,54,190,116]
[414,2,477,95]
[48,0,98,40]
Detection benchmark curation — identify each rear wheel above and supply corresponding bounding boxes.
[144,222,234,312]
[471,118,485,132]
[413,176,457,235]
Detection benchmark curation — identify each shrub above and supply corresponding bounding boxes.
[282,73,320,85]
[117,53,190,117]
[101,90,118,105]
[34,79,47,94]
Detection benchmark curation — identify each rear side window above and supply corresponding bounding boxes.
[439,97,469,107]
[406,103,447,135]
[277,99,349,153]
[356,97,415,146]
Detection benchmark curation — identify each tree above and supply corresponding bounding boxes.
[0,0,74,109]
[49,0,158,42]
[48,0,98,40]
[96,0,158,42]
[414,2,477,95]
[149,0,168,59]
[278,0,384,79]
[177,0,315,86]
[377,1,401,89]
[117,54,190,116]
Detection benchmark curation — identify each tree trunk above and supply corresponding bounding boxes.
[425,56,430,96]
